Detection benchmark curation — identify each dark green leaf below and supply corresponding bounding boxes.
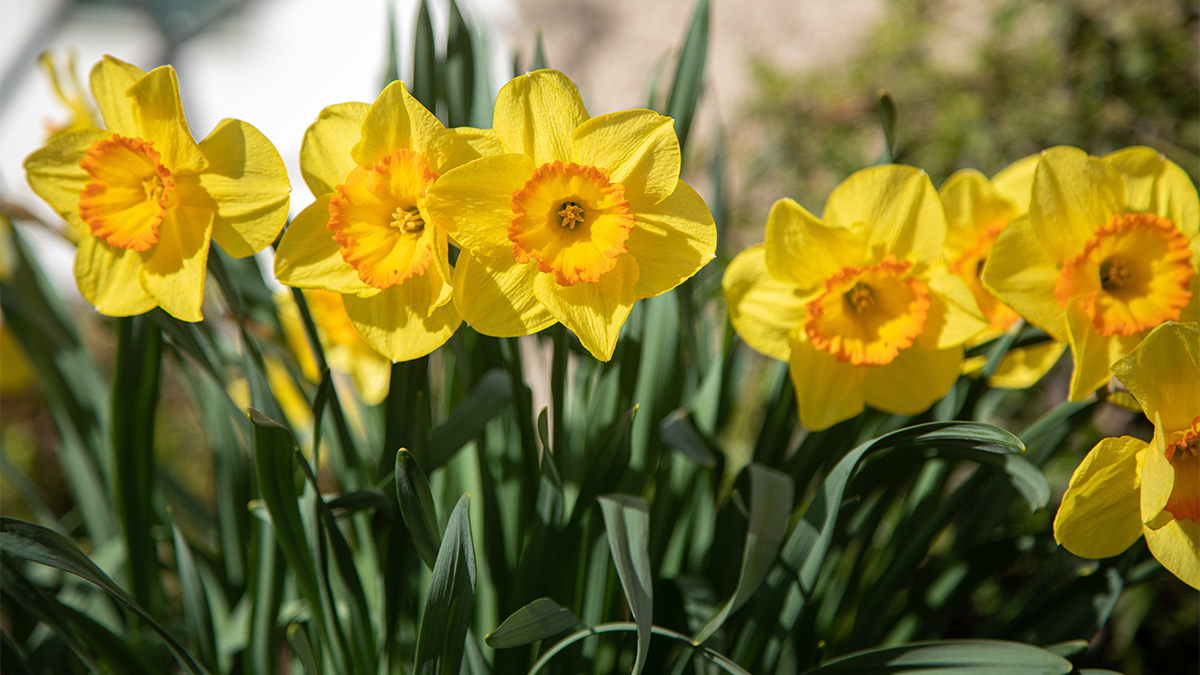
[426,369,513,472]
[599,494,654,675]
[287,623,320,675]
[664,0,710,153]
[415,494,477,675]
[412,0,437,110]
[444,0,475,127]
[877,90,898,163]
[170,513,217,671]
[805,639,1072,674]
[486,597,582,648]
[660,409,716,466]
[396,449,443,570]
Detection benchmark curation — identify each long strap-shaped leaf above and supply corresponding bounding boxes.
[802,639,1073,674]
[414,494,477,675]
[0,517,210,675]
[599,495,654,675]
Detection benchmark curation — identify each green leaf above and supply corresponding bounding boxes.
[531,30,548,70]
[598,494,654,675]
[486,597,582,648]
[170,513,217,672]
[0,517,210,674]
[426,369,513,472]
[412,0,437,111]
[396,449,443,570]
[693,464,793,644]
[287,623,320,675]
[664,0,710,154]
[414,494,477,675]
[571,405,637,525]
[660,409,716,466]
[804,639,1073,674]
[444,0,475,127]
[383,0,400,86]
[877,90,898,163]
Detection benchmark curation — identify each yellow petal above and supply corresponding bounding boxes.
[918,265,988,349]
[89,55,143,137]
[987,340,1067,389]
[300,102,369,197]
[274,196,381,297]
[24,127,109,234]
[197,119,290,258]
[533,254,637,361]
[1143,516,1200,589]
[1141,419,1175,528]
[448,126,507,161]
[494,69,589,164]
[765,198,864,290]
[981,215,1066,341]
[126,65,207,173]
[1104,147,1199,233]
[626,180,715,299]
[353,80,455,173]
[1052,436,1146,559]
[723,245,806,361]
[1029,146,1124,262]
[138,201,213,321]
[823,164,943,265]
[990,153,1039,213]
[1111,322,1199,431]
[452,250,555,337]
[343,268,461,362]
[425,153,535,258]
[939,169,1017,257]
[787,334,868,431]
[74,234,157,316]
[573,110,680,208]
[345,348,392,405]
[1064,299,1140,401]
[863,345,962,415]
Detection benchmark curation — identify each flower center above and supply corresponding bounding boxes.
[804,255,931,366]
[78,134,174,251]
[1054,213,1193,336]
[509,161,634,286]
[1164,417,1200,522]
[327,149,440,290]
[950,220,1020,330]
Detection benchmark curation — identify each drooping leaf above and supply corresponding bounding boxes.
[804,639,1073,674]
[426,369,513,472]
[486,597,582,649]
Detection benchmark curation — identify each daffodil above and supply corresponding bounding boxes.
[278,289,391,405]
[24,56,290,321]
[423,69,717,361]
[38,50,98,140]
[941,156,1066,388]
[983,146,1198,401]
[724,165,988,431]
[274,81,490,361]
[1054,321,1199,589]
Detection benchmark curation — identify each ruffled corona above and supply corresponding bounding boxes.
[804,256,931,366]
[78,134,174,251]
[328,149,439,290]
[950,220,1020,330]
[1055,213,1194,336]
[509,161,635,286]
[1164,417,1200,522]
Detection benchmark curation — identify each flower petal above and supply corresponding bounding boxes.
[787,334,868,431]
[353,80,456,173]
[1111,322,1200,432]
[89,55,143,137]
[1064,299,1140,401]
[987,340,1066,389]
[723,245,806,362]
[74,234,157,316]
[573,110,680,208]
[24,127,109,236]
[990,153,1038,213]
[533,254,637,360]
[981,215,1066,341]
[823,164,943,265]
[197,119,290,258]
[1105,147,1199,234]
[137,200,213,321]
[300,102,369,197]
[765,198,864,290]
[494,69,589,165]
[425,153,535,258]
[1029,146,1124,263]
[863,345,962,415]
[274,196,381,297]
[126,65,207,173]
[448,127,506,160]
[940,169,1017,257]
[918,265,988,349]
[343,268,461,362]
[626,180,715,299]
[1144,516,1200,590]
[452,251,555,337]
[1141,419,1174,527]
[1053,436,1146,559]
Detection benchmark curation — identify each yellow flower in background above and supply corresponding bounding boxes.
[983,146,1198,401]
[38,50,98,139]
[23,56,290,322]
[724,165,988,431]
[278,289,391,405]
[274,81,488,361]
[1054,322,1199,589]
[424,69,716,361]
[941,156,1067,388]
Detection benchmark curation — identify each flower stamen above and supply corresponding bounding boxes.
[558,201,585,229]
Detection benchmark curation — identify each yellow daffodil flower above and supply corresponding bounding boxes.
[423,69,717,361]
[274,81,490,361]
[278,290,391,405]
[23,56,290,322]
[983,146,1198,401]
[942,156,1066,388]
[724,165,988,431]
[38,51,98,140]
[1054,321,1199,589]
